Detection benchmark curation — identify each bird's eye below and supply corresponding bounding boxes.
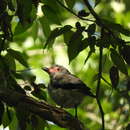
[56,68,60,71]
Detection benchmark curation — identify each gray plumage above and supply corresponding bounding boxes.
[43,65,95,108]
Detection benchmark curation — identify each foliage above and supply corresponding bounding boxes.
[0,0,130,130]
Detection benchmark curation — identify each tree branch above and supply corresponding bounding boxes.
[83,0,121,42]
[0,88,84,130]
[56,0,94,22]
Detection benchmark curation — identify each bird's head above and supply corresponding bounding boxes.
[42,65,70,78]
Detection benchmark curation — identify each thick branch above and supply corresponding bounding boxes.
[0,88,83,130]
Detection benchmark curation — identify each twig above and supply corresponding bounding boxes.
[56,0,94,22]
[101,76,114,100]
[101,76,112,87]
[96,47,103,97]
[96,47,105,130]
[83,0,101,22]
[125,41,130,43]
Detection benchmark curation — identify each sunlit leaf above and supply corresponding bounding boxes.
[84,50,93,64]
[39,16,51,38]
[9,114,19,130]
[14,23,32,36]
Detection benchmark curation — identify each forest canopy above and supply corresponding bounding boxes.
[0,0,130,130]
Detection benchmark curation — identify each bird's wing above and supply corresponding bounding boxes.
[52,74,96,98]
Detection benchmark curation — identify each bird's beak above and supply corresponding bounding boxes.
[42,67,49,73]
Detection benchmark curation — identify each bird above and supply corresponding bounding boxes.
[42,65,96,118]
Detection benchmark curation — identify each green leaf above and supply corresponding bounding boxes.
[109,66,119,89]
[8,0,15,11]
[2,111,11,128]
[14,22,32,36]
[30,21,38,41]
[26,123,33,130]
[4,53,16,71]
[44,25,72,48]
[65,0,75,8]
[80,38,90,51]
[102,19,130,36]
[87,24,96,36]
[39,16,51,38]
[64,30,74,45]
[30,115,46,129]
[7,49,29,67]
[84,49,93,64]
[78,10,90,17]
[16,0,34,24]
[42,5,61,25]
[16,104,30,130]
[9,114,19,130]
[110,48,128,75]
[67,30,83,62]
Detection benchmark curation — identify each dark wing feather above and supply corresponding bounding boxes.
[52,74,96,98]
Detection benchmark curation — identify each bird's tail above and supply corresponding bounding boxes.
[81,88,96,98]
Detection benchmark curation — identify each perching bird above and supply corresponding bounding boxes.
[42,65,96,117]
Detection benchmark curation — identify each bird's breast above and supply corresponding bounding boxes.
[48,84,85,108]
